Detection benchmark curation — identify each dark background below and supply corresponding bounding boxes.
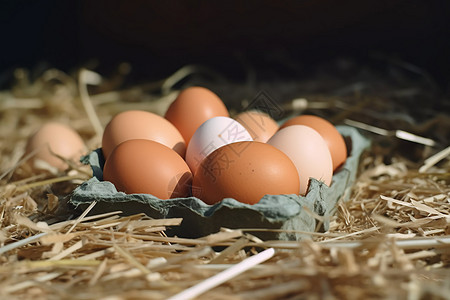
[1,0,450,88]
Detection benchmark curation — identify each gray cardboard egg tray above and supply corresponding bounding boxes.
[70,126,370,240]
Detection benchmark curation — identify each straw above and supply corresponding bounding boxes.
[167,248,275,300]
[0,232,48,255]
[419,145,450,173]
[344,119,436,146]
[78,69,104,139]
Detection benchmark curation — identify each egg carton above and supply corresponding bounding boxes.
[70,126,370,240]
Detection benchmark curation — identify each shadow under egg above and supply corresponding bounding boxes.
[168,171,193,199]
[172,141,187,159]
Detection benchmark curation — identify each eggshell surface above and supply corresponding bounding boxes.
[267,125,333,195]
[186,116,253,175]
[280,115,347,170]
[235,111,279,142]
[101,110,186,159]
[164,87,229,145]
[25,122,86,171]
[193,141,300,205]
[103,139,192,199]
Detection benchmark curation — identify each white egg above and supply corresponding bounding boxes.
[267,125,333,196]
[186,116,253,175]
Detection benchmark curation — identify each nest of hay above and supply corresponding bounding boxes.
[0,60,449,299]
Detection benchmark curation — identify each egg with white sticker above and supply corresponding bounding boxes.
[186,116,253,174]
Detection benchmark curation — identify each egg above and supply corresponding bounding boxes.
[235,111,279,142]
[280,115,347,170]
[186,116,253,174]
[103,139,192,199]
[25,122,86,171]
[193,141,300,205]
[101,110,186,159]
[267,125,333,195]
[164,86,229,145]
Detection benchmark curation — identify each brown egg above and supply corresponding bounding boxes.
[193,141,300,205]
[25,122,86,171]
[102,110,186,159]
[164,86,229,145]
[280,115,347,171]
[235,111,279,142]
[103,139,192,199]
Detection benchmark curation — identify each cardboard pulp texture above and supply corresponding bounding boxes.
[70,126,370,240]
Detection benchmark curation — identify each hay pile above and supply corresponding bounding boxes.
[0,63,449,299]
